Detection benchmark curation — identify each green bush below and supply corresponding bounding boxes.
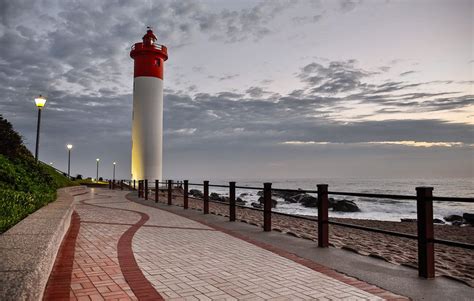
[0,115,77,233]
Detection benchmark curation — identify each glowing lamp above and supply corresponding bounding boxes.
[34,95,46,108]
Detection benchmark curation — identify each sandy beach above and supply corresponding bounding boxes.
[153,190,474,287]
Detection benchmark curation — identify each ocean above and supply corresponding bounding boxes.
[185,178,473,222]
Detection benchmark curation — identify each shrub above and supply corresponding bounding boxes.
[0,115,76,233]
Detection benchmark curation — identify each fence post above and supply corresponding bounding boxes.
[109,180,112,189]
[229,182,236,221]
[168,180,172,205]
[137,180,141,197]
[317,184,329,248]
[120,180,123,190]
[203,181,209,214]
[133,179,136,191]
[129,180,132,191]
[155,180,159,203]
[263,182,272,231]
[416,187,435,278]
[184,180,189,209]
[145,180,149,200]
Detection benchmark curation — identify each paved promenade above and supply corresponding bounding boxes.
[44,189,405,300]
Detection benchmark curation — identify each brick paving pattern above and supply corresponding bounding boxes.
[44,189,405,300]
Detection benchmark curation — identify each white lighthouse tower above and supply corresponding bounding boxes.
[130,28,168,180]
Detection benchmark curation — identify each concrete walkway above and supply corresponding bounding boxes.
[44,189,406,300]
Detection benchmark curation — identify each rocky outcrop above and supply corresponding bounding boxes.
[297,195,318,208]
[257,189,303,202]
[251,202,262,209]
[236,197,246,205]
[210,192,221,201]
[189,189,203,198]
[258,196,277,208]
[463,213,474,225]
[444,215,463,222]
[332,200,361,212]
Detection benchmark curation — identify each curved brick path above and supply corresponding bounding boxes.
[44,189,403,300]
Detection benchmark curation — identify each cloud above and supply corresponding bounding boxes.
[166,128,197,135]
[195,0,299,42]
[281,140,471,148]
[207,74,240,81]
[292,15,323,24]
[281,141,331,145]
[298,60,373,94]
[294,60,472,113]
[400,70,417,76]
[367,141,468,148]
[338,0,361,13]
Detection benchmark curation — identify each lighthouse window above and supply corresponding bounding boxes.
[156,59,160,66]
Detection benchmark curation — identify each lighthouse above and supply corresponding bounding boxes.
[130,28,168,180]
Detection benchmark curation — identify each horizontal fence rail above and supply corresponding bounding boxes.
[110,178,474,280]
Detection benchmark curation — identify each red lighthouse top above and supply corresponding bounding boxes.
[130,28,168,79]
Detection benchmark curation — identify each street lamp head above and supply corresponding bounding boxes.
[66,144,73,150]
[96,158,100,162]
[113,162,116,165]
[34,95,46,108]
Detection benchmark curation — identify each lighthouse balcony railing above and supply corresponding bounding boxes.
[131,43,167,53]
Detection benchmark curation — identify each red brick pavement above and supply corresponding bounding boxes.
[43,189,407,300]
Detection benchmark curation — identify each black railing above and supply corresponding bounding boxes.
[110,178,473,280]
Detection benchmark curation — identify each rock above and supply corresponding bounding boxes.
[189,189,203,198]
[209,192,220,201]
[209,193,229,203]
[298,195,318,208]
[444,214,463,222]
[401,218,417,222]
[328,198,337,208]
[239,193,249,197]
[452,220,463,226]
[274,190,303,201]
[257,190,302,201]
[236,197,245,205]
[433,218,445,224]
[463,213,474,225]
[251,202,262,209]
[258,196,277,208]
[286,193,306,203]
[332,200,360,212]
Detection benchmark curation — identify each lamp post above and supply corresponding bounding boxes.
[96,158,100,181]
[34,95,46,161]
[113,162,116,181]
[66,144,73,178]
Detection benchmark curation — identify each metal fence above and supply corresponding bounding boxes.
[108,178,473,280]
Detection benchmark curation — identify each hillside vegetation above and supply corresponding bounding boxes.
[0,115,76,233]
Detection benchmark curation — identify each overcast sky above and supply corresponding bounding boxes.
[0,0,472,181]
